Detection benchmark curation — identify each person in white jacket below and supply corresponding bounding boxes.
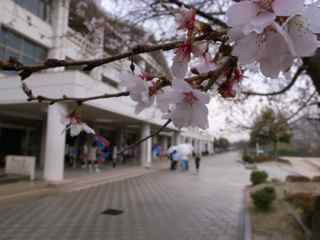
[88,142,100,173]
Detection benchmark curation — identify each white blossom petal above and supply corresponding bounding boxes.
[273,0,304,17]
[191,102,209,129]
[226,1,257,27]
[259,31,294,78]
[287,17,320,57]
[193,90,210,105]
[171,55,189,79]
[171,102,193,129]
[243,12,275,34]
[303,4,320,33]
[232,32,261,65]
[228,26,245,41]
[157,88,182,112]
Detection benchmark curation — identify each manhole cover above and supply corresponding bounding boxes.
[101,209,124,216]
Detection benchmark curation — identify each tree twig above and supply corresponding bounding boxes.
[0,31,226,80]
[29,91,130,105]
[27,64,234,105]
[164,0,228,28]
[118,119,173,156]
[242,66,305,96]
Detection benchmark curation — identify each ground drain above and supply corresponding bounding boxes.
[101,209,124,216]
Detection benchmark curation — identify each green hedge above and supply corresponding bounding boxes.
[250,171,268,185]
[251,187,276,211]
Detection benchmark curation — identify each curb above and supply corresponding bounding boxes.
[243,186,252,240]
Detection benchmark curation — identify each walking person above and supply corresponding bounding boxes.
[69,144,78,168]
[112,145,118,168]
[169,149,178,170]
[88,141,100,173]
[194,152,201,173]
[81,143,89,169]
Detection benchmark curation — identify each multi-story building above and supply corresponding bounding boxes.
[0,0,214,182]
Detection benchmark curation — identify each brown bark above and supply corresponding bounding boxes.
[312,196,320,240]
[304,49,320,96]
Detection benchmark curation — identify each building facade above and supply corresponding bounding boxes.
[0,0,214,182]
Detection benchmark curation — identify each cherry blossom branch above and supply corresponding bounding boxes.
[164,0,228,28]
[28,91,130,105]
[287,90,317,124]
[202,56,237,91]
[0,31,227,80]
[26,61,234,105]
[118,119,172,156]
[242,66,305,96]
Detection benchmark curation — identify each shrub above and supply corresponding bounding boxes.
[250,170,268,185]
[251,187,276,211]
[243,154,254,164]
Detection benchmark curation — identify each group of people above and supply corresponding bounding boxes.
[67,141,105,172]
[66,139,123,173]
[169,150,202,172]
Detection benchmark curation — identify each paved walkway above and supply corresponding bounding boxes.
[0,152,249,240]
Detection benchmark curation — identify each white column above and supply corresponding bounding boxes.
[39,116,47,169]
[162,137,168,151]
[140,123,152,168]
[44,103,67,182]
[172,132,180,145]
[48,0,70,60]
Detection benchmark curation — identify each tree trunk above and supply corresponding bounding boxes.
[304,49,320,96]
[273,140,278,160]
[312,196,320,240]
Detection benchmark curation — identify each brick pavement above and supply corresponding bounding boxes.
[0,152,249,240]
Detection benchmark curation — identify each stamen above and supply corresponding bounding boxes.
[183,91,198,105]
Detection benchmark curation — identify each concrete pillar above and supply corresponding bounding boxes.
[172,132,180,145]
[48,0,70,60]
[40,115,47,169]
[44,103,67,182]
[116,128,126,148]
[162,137,168,151]
[140,123,152,168]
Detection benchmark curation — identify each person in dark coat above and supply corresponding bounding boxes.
[194,152,201,172]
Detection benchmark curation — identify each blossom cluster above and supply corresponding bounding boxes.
[228,0,320,78]
[65,1,320,135]
[121,7,244,130]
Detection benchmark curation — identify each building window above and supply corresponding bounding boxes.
[0,27,47,66]
[102,75,119,88]
[14,0,52,22]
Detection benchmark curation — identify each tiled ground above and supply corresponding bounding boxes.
[0,152,249,240]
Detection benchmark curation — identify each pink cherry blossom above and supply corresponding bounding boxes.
[226,0,304,34]
[171,41,207,79]
[229,0,320,78]
[192,53,216,74]
[121,71,155,114]
[175,7,196,32]
[157,82,210,129]
[218,68,242,98]
[232,29,295,78]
